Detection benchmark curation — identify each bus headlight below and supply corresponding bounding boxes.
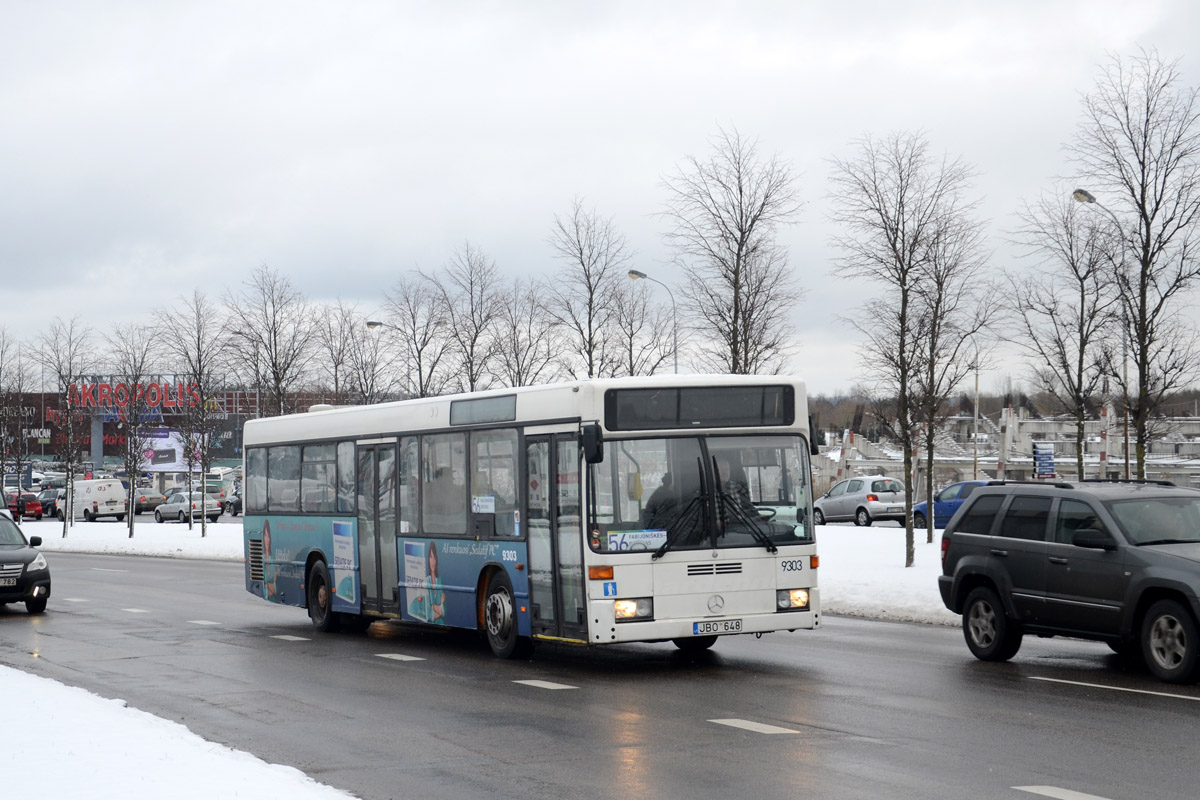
[776,589,809,611]
[614,598,653,621]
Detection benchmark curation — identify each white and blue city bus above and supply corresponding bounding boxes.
[242,375,820,657]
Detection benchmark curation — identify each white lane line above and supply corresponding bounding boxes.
[709,718,798,734]
[188,620,221,626]
[271,635,310,641]
[62,598,89,603]
[376,653,425,662]
[122,608,150,613]
[91,568,129,572]
[513,679,577,690]
[1014,786,1114,800]
[1030,676,1200,702]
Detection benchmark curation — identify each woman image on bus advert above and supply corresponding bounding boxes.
[425,541,445,624]
[262,519,277,601]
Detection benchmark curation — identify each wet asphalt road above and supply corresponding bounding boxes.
[1,552,1197,800]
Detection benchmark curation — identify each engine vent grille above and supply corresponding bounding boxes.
[687,562,743,576]
[248,539,264,581]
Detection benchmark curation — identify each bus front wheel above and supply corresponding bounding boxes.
[484,571,530,659]
[307,561,341,633]
[673,635,717,652]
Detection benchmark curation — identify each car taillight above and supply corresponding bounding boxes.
[867,494,878,502]
[941,535,950,566]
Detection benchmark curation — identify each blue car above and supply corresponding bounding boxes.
[912,480,1002,529]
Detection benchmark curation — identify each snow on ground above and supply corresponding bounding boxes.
[3,515,956,799]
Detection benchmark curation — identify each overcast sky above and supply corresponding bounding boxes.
[3,1,1198,396]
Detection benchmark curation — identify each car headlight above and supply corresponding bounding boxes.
[776,588,809,611]
[614,597,653,621]
[28,553,48,572]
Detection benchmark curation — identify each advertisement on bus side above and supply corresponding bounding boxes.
[248,516,360,615]
[399,537,529,632]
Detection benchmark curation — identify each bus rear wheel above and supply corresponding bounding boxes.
[484,571,530,659]
[307,561,341,633]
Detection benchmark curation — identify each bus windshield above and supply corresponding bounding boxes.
[589,434,813,553]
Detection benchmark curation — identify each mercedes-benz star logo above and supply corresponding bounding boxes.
[707,594,725,613]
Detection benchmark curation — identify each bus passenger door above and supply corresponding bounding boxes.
[357,442,399,616]
[525,433,586,641]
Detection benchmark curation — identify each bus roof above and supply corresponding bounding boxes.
[243,374,809,447]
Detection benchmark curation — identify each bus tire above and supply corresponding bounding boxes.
[341,613,372,633]
[484,571,529,659]
[673,636,717,652]
[307,561,341,633]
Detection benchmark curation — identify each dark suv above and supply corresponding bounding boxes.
[939,480,1200,683]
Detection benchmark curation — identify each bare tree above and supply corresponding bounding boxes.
[343,303,400,404]
[1071,49,1200,477]
[1010,191,1119,481]
[0,330,35,499]
[661,126,803,373]
[380,272,452,398]
[35,317,94,537]
[105,323,156,538]
[313,300,358,405]
[225,265,316,416]
[156,290,227,536]
[547,197,630,378]
[493,277,559,387]
[829,131,975,567]
[912,212,993,543]
[428,242,502,392]
[612,281,674,376]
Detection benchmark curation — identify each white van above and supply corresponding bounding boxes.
[65,479,127,522]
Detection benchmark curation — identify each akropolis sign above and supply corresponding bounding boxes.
[68,375,201,409]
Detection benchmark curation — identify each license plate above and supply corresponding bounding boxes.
[887,506,903,512]
[693,618,742,635]
[0,578,16,587]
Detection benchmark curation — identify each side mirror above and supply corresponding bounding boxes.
[1072,528,1117,551]
[29,536,42,547]
[580,422,604,464]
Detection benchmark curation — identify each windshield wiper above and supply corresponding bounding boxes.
[713,457,777,554]
[652,457,709,561]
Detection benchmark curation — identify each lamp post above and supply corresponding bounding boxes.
[627,270,678,374]
[1073,187,1131,479]
[972,357,980,480]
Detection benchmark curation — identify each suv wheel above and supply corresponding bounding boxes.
[855,508,872,527]
[1141,599,1200,684]
[813,508,825,525]
[962,586,1022,661]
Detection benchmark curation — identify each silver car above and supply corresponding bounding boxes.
[155,491,222,523]
[814,475,906,526]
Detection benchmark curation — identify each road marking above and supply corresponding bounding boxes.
[375,653,425,662]
[271,635,310,641]
[709,719,798,734]
[188,620,221,626]
[1030,676,1200,702]
[514,679,577,690]
[1014,786,1114,800]
[62,598,89,603]
[91,568,129,572]
[122,608,150,613]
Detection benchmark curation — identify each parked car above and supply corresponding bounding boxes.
[0,514,51,613]
[132,488,166,515]
[5,491,44,521]
[813,475,906,526]
[912,480,1004,529]
[37,488,65,518]
[156,491,222,523]
[939,479,1200,684]
[224,492,242,517]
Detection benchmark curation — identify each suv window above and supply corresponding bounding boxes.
[959,483,980,499]
[998,496,1052,541]
[828,481,847,498]
[847,480,863,493]
[954,494,1004,534]
[1054,499,1104,544]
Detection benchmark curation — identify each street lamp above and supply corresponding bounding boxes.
[365,320,389,330]
[627,270,678,374]
[1074,187,1131,479]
